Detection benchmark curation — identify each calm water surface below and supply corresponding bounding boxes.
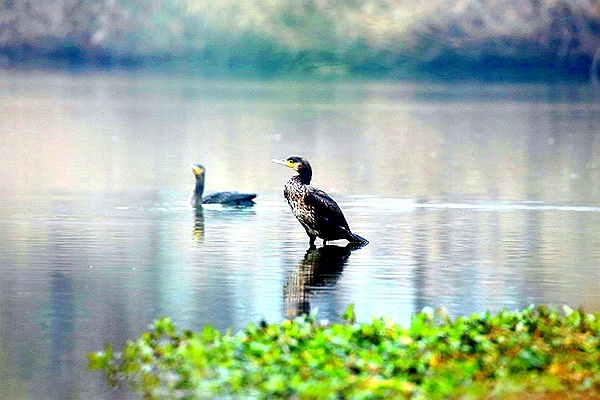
[1,72,600,399]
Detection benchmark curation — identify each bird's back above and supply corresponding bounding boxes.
[284,177,350,239]
[202,191,257,205]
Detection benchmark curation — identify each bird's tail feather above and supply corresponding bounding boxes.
[348,232,369,246]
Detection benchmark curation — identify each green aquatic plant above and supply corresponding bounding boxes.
[89,305,600,399]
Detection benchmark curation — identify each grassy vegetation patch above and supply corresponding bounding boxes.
[89,305,600,399]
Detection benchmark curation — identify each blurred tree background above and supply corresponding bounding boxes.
[1,0,599,79]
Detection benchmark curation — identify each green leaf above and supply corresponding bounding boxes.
[87,350,110,370]
[342,304,356,324]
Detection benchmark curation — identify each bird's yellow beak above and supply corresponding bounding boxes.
[271,159,294,169]
[191,164,204,175]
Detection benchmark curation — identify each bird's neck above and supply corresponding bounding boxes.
[297,169,312,185]
[194,176,205,198]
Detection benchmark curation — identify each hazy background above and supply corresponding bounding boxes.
[1,0,600,80]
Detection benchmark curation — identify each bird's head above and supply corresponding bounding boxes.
[191,164,206,177]
[271,156,312,183]
[270,156,308,172]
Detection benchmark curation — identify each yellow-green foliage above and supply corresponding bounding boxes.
[89,305,600,399]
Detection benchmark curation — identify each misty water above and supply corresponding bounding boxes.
[1,71,600,399]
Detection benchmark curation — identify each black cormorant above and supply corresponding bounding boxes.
[190,164,256,206]
[271,156,368,247]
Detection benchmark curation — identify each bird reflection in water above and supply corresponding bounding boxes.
[284,244,361,318]
[192,207,205,241]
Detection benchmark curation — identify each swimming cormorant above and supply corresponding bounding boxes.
[271,156,368,247]
[190,164,256,206]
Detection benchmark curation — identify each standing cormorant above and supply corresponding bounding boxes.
[190,164,256,206]
[271,156,368,247]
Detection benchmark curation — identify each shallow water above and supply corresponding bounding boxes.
[1,72,600,399]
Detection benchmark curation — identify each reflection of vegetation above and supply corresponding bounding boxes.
[89,305,600,399]
[2,1,599,78]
